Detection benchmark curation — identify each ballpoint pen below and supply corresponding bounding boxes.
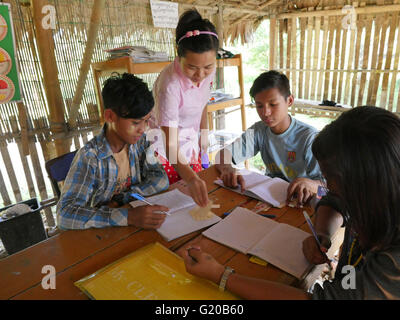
[130,193,170,216]
[303,211,333,270]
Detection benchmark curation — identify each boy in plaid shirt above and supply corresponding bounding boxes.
[57,73,169,230]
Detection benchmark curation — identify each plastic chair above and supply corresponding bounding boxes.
[45,150,77,198]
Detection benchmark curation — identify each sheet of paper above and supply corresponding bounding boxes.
[248,177,289,208]
[150,0,178,28]
[202,207,278,254]
[129,189,195,214]
[248,223,312,279]
[157,207,221,242]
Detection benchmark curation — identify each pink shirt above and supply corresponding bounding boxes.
[150,57,215,162]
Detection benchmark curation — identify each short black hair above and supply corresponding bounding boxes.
[312,106,400,251]
[176,9,219,57]
[249,71,291,100]
[101,73,154,119]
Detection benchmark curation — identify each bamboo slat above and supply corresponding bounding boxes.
[389,16,400,112]
[28,141,55,227]
[344,19,357,106]
[0,167,11,206]
[331,19,342,103]
[371,15,389,106]
[337,27,348,104]
[323,17,336,100]
[357,16,373,106]
[311,16,321,101]
[366,16,382,104]
[291,17,297,102]
[351,22,364,107]
[0,143,22,203]
[299,18,306,98]
[304,16,313,100]
[378,14,398,109]
[9,115,35,199]
[317,16,330,102]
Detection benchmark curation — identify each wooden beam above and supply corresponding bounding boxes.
[31,0,69,157]
[231,0,279,26]
[278,4,400,19]
[69,0,106,129]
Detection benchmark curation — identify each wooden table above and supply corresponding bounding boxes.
[0,166,318,300]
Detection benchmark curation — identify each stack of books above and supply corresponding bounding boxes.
[105,46,169,63]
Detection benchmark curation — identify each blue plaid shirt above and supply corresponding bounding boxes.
[56,128,169,230]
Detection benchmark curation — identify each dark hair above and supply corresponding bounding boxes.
[249,71,291,100]
[176,9,219,57]
[101,73,154,119]
[312,106,400,251]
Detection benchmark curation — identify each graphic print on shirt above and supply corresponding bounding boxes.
[288,151,296,163]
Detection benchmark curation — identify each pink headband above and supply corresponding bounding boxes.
[177,30,219,44]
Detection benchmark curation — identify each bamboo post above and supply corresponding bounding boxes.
[269,17,277,70]
[286,19,291,79]
[215,3,225,131]
[68,0,106,129]
[278,19,284,71]
[31,0,69,157]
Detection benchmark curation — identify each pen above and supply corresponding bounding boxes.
[130,193,170,216]
[303,211,333,269]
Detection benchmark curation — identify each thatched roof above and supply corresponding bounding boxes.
[175,0,398,44]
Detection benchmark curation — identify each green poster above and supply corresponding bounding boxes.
[0,3,21,103]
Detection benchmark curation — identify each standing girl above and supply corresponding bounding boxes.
[150,9,219,207]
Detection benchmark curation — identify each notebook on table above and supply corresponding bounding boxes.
[130,189,221,242]
[75,242,238,300]
[202,207,313,279]
[214,169,289,208]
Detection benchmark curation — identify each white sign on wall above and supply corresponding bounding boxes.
[150,0,178,29]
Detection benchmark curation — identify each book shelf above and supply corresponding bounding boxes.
[91,54,247,164]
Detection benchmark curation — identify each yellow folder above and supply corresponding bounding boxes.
[75,242,238,300]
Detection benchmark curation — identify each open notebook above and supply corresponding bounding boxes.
[214,169,289,208]
[130,189,221,241]
[202,207,313,279]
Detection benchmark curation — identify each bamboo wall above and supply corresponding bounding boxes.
[270,7,400,118]
[0,0,184,226]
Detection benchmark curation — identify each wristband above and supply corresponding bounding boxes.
[219,266,235,291]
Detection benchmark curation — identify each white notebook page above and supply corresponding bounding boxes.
[248,223,312,279]
[248,177,289,208]
[129,189,195,214]
[202,207,278,254]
